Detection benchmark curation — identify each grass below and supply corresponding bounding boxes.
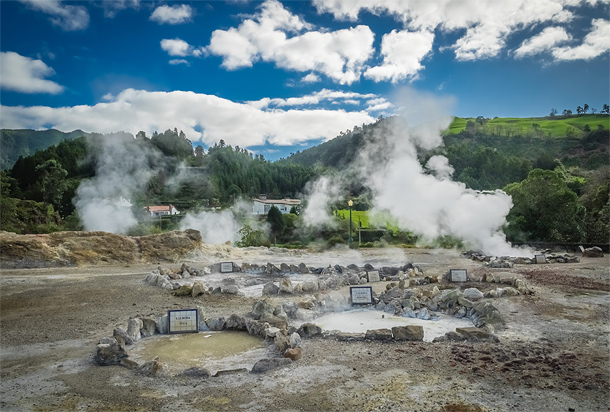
[335,209,400,231]
[446,114,609,138]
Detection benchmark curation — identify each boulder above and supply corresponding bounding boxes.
[222,285,239,295]
[225,314,247,331]
[297,323,322,338]
[137,356,163,376]
[289,332,302,348]
[392,325,424,341]
[127,318,143,342]
[284,348,302,361]
[279,278,294,294]
[156,315,169,335]
[192,281,206,297]
[365,328,393,341]
[463,288,484,301]
[251,300,275,320]
[206,317,226,331]
[582,246,604,257]
[113,327,133,346]
[265,327,281,338]
[274,333,291,352]
[251,358,292,373]
[473,301,505,330]
[301,281,318,293]
[245,319,268,338]
[95,337,127,366]
[140,318,157,338]
[262,282,279,295]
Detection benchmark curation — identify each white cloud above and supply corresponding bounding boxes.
[160,38,203,58]
[19,0,89,31]
[206,0,375,84]
[169,59,189,66]
[313,0,579,62]
[246,88,378,109]
[1,88,375,148]
[514,27,571,58]
[364,29,434,82]
[100,0,140,18]
[0,51,64,94]
[301,73,320,83]
[552,18,610,60]
[150,4,193,25]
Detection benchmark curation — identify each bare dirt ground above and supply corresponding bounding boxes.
[1,247,609,412]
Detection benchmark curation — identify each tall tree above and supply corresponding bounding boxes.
[266,205,285,243]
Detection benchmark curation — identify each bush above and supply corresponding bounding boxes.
[172,285,193,297]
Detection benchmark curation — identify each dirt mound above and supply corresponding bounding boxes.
[0,230,203,268]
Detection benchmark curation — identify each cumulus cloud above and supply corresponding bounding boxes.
[0,51,64,94]
[206,0,374,84]
[160,38,203,57]
[150,4,193,25]
[514,26,571,58]
[169,59,189,66]
[364,29,434,83]
[0,88,375,148]
[313,0,578,62]
[19,0,89,31]
[301,73,321,83]
[100,0,140,18]
[552,18,610,61]
[247,88,378,109]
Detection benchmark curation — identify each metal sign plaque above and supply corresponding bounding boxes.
[450,269,468,282]
[350,286,373,305]
[168,309,199,334]
[220,262,234,273]
[367,270,380,283]
[535,254,547,264]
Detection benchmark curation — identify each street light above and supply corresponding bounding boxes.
[348,200,353,245]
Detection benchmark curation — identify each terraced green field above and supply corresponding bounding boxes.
[446,114,609,138]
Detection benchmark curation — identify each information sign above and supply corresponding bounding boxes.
[535,254,547,264]
[168,309,199,334]
[367,270,380,283]
[220,262,234,273]
[350,286,373,305]
[450,269,468,282]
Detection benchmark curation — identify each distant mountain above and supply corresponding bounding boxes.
[0,129,91,170]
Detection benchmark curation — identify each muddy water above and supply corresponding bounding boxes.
[311,309,473,342]
[129,331,270,374]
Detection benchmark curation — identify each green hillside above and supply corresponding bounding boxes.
[0,129,91,170]
[447,114,609,138]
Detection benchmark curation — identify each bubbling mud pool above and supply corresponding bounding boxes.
[128,331,270,375]
[311,309,474,342]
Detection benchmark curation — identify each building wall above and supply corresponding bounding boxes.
[252,201,296,215]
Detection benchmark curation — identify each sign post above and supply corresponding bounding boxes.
[350,286,373,305]
[449,269,468,282]
[168,309,199,334]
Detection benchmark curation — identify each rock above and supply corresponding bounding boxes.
[289,332,302,348]
[95,337,127,366]
[473,301,504,330]
[582,246,604,257]
[416,308,431,320]
[206,317,226,331]
[284,348,302,360]
[245,319,268,338]
[260,317,288,330]
[138,356,163,376]
[222,285,239,294]
[335,332,365,341]
[251,358,292,373]
[196,307,209,331]
[455,327,491,340]
[265,327,281,338]
[127,318,143,342]
[178,367,211,378]
[192,281,206,297]
[365,328,393,341]
[280,263,290,272]
[463,288,484,301]
[301,281,318,293]
[156,315,169,334]
[298,263,310,274]
[225,314,247,331]
[295,308,316,321]
[113,327,133,346]
[392,325,424,341]
[273,305,288,321]
[274,333,291,352]
[297,323,322,338]
[279,278,294,294]
[262,282,279,295]
[432,331,467,342]
[251,300,275,320]
[140,318,157,338]
[503,287,520,296]
[213,368,248,377]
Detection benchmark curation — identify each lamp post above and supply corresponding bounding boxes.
[348,200,353,245]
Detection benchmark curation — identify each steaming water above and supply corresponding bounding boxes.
[312,309,473,342]
[129,331,269,374]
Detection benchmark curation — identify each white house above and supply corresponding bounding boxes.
[252,198,301,215]
[145,205,180,217]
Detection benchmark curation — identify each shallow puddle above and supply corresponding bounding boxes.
[129,331,269,374]
[312,309,473,342]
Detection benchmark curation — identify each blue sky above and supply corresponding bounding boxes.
[1,0,609,160]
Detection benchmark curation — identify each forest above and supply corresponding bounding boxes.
[1,112,608,249]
